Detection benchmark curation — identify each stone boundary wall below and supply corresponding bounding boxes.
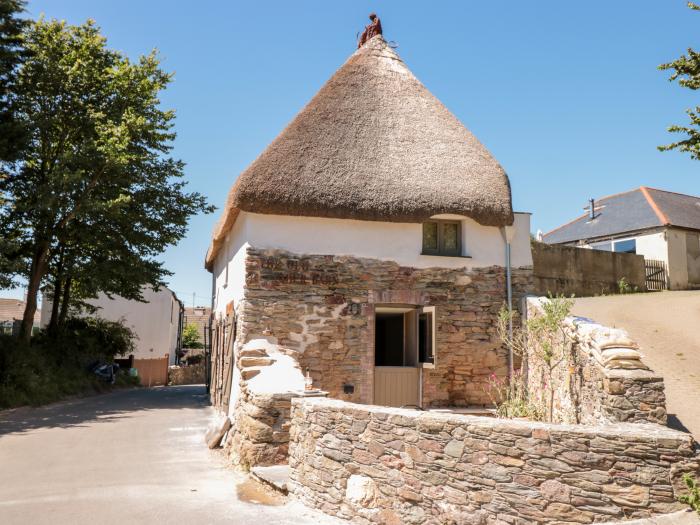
[168,364,205,385]
[289,398,699,525]
[532,242,647,297]
[524,297,666,426]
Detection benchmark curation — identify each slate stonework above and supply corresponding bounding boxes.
[240,247,533,407]
[524,299,667,426]
[288,398,700,525]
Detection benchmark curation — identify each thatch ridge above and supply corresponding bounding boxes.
[206,35,513,270]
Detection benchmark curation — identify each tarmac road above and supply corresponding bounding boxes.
[0,385,342,525]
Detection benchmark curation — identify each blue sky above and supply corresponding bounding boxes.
[6,1,699,306]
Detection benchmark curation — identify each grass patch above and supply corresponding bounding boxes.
[0,317,137,409]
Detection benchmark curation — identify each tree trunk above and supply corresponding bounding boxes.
[48,247,65,335]
[58,276,72,328]
[19,240,50,343]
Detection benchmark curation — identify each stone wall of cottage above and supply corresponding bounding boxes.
[240,247,533,407]
[288,398,699,525]
[524,298,667,426]
[228,390,294,468]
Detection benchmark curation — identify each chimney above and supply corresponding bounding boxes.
[589,198,595,220]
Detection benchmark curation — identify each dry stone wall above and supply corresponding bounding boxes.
[241,247,533,407]
[289,398,699,525]
[524,298,666,426]
[168,364,205,385]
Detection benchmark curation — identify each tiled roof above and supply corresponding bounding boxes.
[543,187,700,244]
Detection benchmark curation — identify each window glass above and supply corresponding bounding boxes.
[614,239,636,254]
[442,223,459,254]
[422,222,438,251]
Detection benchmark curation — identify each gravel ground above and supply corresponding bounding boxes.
[572,291,700,440]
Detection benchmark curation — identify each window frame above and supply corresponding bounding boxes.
[419,305,436,368]
[421,219,463,257]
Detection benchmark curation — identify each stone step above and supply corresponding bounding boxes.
[240,356,275,368]
[241,367,262,380]
[250,465,290,495]
[239,348,268,358]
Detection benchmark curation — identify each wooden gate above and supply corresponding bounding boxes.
[133,354,169,387]
[645,259,667,291]
[209,309,236,412]
[374,367,419,407]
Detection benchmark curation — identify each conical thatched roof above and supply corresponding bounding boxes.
[206,35,513,270]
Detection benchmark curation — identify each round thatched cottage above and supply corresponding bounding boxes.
[205,34,533,466]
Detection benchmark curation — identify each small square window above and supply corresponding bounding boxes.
[422,220,462,256]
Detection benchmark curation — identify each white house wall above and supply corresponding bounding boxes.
[634,231,668,266]
[42,287,180,363]
[213,211,250,318]
[212,211,533,318]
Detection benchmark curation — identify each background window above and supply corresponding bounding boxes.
[422,220,462,256]
[614,239,636,254]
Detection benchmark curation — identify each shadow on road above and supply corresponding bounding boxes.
[0,385,209,436]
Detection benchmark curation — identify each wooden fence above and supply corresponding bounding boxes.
[133,354,169,387]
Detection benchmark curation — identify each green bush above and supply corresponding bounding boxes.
[0,317,137,409]
[679,474,700,515]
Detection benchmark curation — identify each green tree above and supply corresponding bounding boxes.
[0,0,27,161]
[0,0,27,289]
[0,18,213,342]
[659,2,700,159]
[181,323,203,349]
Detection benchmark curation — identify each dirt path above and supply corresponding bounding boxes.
[0,385,342,525]
[572,291,700,440]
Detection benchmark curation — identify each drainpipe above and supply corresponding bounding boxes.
[502,224,517,380]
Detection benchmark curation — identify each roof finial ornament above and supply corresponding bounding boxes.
[357,13,382,48]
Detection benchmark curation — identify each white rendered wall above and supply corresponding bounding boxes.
[212,211,533,317]
[41,286,180,363]
[212,211,249,318]
[634,231,668,266]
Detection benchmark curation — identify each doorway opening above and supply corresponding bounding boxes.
[373,305,436,407]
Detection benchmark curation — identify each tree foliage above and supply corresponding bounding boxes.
[659,2,700,159]
[0,0,27,161]
[182,323,203,349]
[0,18,213,340]
[0,0,26,288]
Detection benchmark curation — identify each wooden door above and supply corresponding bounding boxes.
[374,367,419,407]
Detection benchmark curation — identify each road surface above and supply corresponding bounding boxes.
[573,291,700,440]
[0,385,341,525]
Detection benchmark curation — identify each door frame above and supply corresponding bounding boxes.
[372,303,424,407]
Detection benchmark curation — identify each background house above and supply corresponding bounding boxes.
[41,286,184,384]
[184,306,210,347]
[0,298,41,336]
[543,187,700,290]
